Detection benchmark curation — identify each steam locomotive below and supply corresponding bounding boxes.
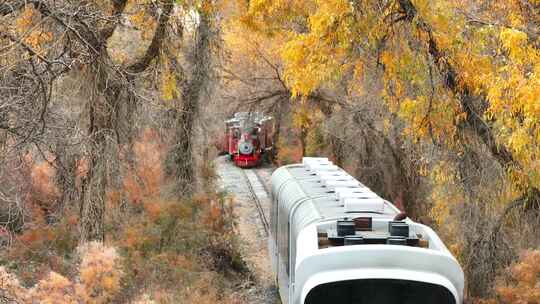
[222,112,273,168]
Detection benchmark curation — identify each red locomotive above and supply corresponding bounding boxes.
[222,112,274,168]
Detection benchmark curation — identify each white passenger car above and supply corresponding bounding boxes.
[269,158,464,304]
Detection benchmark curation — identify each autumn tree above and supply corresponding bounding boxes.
[166,5,214,195]
[220,3,354,163]
[238,0,540,297]
[0,0,211,242]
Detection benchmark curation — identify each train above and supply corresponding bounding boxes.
[222,112,274,168]
[269,157,464,304]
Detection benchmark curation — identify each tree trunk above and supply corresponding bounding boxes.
[316,100,344,166]
[300,126,308,157]
[55,138,79,214]
[271,99,284,162]
[170,12,211,195]
[77,0,174,242]
[79,142,107,242]
[79,56,121,242]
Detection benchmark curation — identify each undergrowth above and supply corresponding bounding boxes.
[0,130,248,303]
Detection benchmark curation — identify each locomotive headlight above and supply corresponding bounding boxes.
[238,140,254,155]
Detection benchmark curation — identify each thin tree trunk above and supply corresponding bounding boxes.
[55,139,79,214]
[79,57,120,242]
[77,0,174,242]
[316,100,344,166]
[271,99,284,162]
[79,142,107,242]
[170,12,211,195]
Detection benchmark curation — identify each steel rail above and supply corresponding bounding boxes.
[243,168,270,236]
[253,167,272,197]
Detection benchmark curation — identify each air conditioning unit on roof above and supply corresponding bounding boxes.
[339,192,380,205]
[323,179,361,188]
[315,171,347,177]
[302,157,329,165]
[319,175,354,183]
[334,186,370,193]
[344,197,385,213]
[306,164,339,171]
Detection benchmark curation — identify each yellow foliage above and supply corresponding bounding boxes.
[499,28,529,62]
[241,0,540,195]
[15,6,35,31]
[427,161,465,256]
[128,7,156,40]
[13,6,53,53]
[160,69,178,101]
[279,0,355,96]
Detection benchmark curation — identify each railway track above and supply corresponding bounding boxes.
[216,156,278,303]
[242,169,271,236]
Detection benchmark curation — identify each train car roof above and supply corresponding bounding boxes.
[271,163,401,224]
[270,159,464,304]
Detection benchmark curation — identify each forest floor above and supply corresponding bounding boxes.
[216,156,279,304]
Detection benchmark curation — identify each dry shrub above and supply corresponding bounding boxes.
[0,242,123,303]
[21,156,62,226]
[275,137,303,165]
[77,241,123,303]
[122,129,164,205]
[494,250,540,303]
[29,272,78,303]
[30,161,59,207]
[3,157,65,269]
[132,293,158,304]
[0,155,30,233]
[182,273,243,304]
[6,207,79,285]
[106,129,167,239]
[0,266,27,302]
[475,249,540,304]
[2,128,248,303]
[0,155,59,240]
[198,194,246,275]
[116,191,245,302]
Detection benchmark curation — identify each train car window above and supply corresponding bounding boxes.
[304,279,455,304]
[287,220,290,276]
[271,194,278,246]
[232,129,240,139]
[277,203,289,276]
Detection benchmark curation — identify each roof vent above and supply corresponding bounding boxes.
[302,157,330,165]
[323,179,360,188]
[334,186,370,193]
[319,175,355,184]
[306,164,339,171]
[333,187,370,198]
[338,192,380,204]
[315,171,349,178]
[344,198,385,213]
